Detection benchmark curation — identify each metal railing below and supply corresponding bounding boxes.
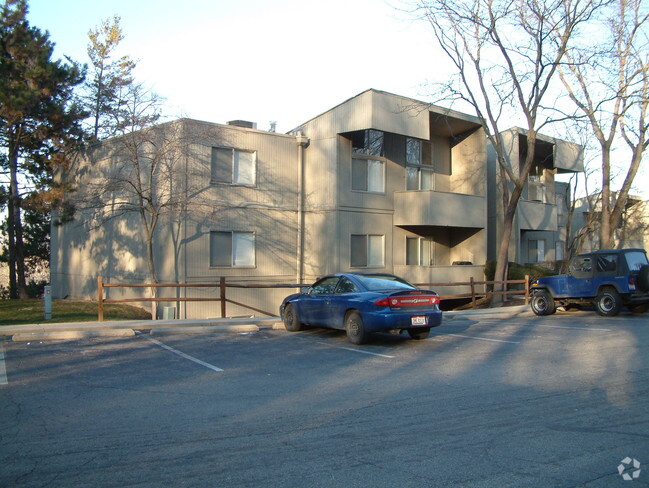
[96,275,530,321]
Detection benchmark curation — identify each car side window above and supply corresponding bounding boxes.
[596,254,617,273]
[570,257,593,278]
[335,277,360,294]
[310,277,340,295]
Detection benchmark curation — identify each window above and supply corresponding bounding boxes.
[335,277,360,294]
[527,165,546,202]
[528,239,545,263]
[210,231,255,267]
[406,236,434,266]
[351,234,384,267]
[596,254,617,273]
[555,241,564,261]
[310,276,340,295]
[352,158,384,193]
[211,147,256,186]
[406,138,434,190]
[351,129,384,156]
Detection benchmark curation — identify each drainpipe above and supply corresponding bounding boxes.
[296,131,310,285]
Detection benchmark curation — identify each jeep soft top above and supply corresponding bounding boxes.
[530,248,649,316]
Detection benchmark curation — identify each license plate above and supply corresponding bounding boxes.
[411,316,427,326]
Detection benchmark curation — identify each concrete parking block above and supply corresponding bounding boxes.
[12,329,135,341]
[150,324,259,335]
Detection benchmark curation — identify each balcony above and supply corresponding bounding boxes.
[394,191,486,228]
[518,200,557,231]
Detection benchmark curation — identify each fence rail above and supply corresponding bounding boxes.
[97,275,530,321]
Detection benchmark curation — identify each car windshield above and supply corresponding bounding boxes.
[355,274,416,291]
[625,251,649,271]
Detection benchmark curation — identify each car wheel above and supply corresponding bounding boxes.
[283,304,302,331]
[345,311,369,345]
[595,288,622,316]
[629,303,648,314]
[531,290,555,316]
[638,265,649,293]
[407,328,431,340]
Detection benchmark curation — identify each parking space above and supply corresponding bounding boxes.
[1,313,648,487]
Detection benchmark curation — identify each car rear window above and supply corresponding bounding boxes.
[356,275,416,291]
[625,251,649,271]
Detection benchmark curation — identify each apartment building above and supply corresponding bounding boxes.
[571,193,649,253]
[51,90,579,318]
[487,128,584,266]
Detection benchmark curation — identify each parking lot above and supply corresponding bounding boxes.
[1,312,648,488]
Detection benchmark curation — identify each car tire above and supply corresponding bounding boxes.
[638,265,649,293]
[345,311,369,345]
[629,303,648,314]
[531,290,555,316]
[283,304,302,332]
[595,288,622,316]
[407,328,431,340]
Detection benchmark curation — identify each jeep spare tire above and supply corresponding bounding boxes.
[637,265,649,293]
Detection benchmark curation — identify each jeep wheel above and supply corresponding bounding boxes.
[531,290,555,316]
[595,288,622,316]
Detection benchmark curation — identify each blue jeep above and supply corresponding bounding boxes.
[530,248,649,316]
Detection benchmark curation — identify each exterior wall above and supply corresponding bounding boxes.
[52,119,302,318]
[486,128,583,265]
[296,89,487,288]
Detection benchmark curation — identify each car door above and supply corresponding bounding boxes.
[325,276,362,327]
[300,276,340,326]
[564,256,595,296]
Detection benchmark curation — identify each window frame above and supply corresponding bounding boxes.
[351,157,385,194]
[405,138,434,191]
[406,236,434,266]
[211,146,257,187]
[209,230,256,268]
[350,234,385,268]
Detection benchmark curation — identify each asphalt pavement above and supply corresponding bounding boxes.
[0,304,534,341]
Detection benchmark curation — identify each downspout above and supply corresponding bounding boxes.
[296,131,310,285]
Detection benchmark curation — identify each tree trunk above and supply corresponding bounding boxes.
[7,144,29,299]
[600,149,612,249]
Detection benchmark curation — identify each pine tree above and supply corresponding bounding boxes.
[0,0,85,298]
[84,15,136,140]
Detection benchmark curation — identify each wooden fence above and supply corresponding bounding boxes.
[97,275,530,321]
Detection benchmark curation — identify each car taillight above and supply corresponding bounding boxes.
[629,276,636,291]
[374,297,390,307]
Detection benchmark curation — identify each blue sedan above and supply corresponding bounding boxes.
[279,273,443,344]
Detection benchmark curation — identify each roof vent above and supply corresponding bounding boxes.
[227,120,257,129]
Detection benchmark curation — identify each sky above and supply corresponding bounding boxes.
[27,0,444,133]
[25,0,648,198]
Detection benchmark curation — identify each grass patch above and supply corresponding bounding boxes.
[0,299,151,326]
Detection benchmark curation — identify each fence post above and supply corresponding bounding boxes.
[97,276,104,322]
[470,277,476,308]
[220,277,226,318]
[525,274,530,304]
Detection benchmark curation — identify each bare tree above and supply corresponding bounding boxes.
[412,0,604,301]
[558,0,648,249]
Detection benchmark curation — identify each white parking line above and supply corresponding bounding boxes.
[431,333,520,344]
[0,345,8,385]
[535,324,612,331]
[314,341,395,358]
[147,338,224,372]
